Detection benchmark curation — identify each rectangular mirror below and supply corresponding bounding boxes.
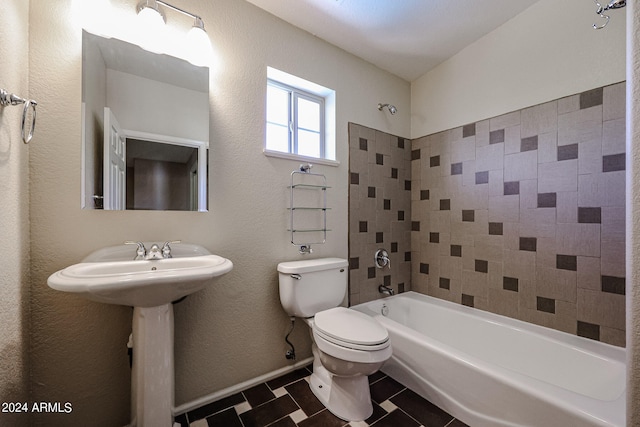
[81,30,210,211]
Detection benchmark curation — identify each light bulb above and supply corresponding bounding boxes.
[136,4,166,53]
[186,18,212,67]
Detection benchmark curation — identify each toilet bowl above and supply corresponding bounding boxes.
[304,308,392,421]
[277,258,392,421]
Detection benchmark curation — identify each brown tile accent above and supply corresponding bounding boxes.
[603,153,625,172]
[463,123,476,137]
[440,199,451,210]
[420,263,430,274]
[558,143,578,161]
[405,252,411,261]
[384,199,391,210]
[475,259,489,273]
[411,149,420,160]
[537,192,557,208]
[556,254,578,271]
[398,211,405,220]
[359,138,368,151]
[391,168,398,178]
[490,129,505,144]
[462,294,474,307]
[412,221,420,231]
[349,257,359,270]
[462,210,475,222]
[580,87,604,109]
[350,172,359,185]
[503,276,519,292]
[475,171,489,184]
[405,180,411,191]
[519,237,537,252]
[368,186,376,198]
[368,267,376,279]
[430,155,441,167]
[451,162,463,175]
[359,221,368,232]
[577,321,600,341]
[489,222,503,235]
[429,232,440,243]
[503,181,520,195]
[536,296,556,314]
[578,207,602,223]
[521,135,539,152]
[601,276,625,295]
[376,153,384,165]
[376,232,384,243]
[451,245,462,257]
[439,277,451,290]
[397,137,405,149]
[420,190,430,200]
[391,242,398,252]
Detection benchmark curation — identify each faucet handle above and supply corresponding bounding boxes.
[124,241,146,260]
[162,240,181,258]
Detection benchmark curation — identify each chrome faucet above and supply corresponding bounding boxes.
[125,240,181,260]
[379,284,394,296]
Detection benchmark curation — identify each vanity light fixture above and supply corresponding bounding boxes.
[136,0,211,65]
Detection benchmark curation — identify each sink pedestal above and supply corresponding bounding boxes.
[131,304,174,427]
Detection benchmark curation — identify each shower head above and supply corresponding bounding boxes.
[377,103,397,115]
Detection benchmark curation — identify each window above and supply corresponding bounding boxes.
[265,67,336,164]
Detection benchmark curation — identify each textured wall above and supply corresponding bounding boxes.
[27,0,410,425]
[411,0,626,138]
[627,1,640,424]
[348,123,412,305]
[410,83,626,346]
[0,1,30,427]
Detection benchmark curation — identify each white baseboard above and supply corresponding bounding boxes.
[173,357,314,416]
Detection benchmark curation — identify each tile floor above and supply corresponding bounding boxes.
[174,366,469,427]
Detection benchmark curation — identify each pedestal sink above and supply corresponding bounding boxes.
[47,242,233,427]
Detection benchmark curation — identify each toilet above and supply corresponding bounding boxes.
[277,258,392,421]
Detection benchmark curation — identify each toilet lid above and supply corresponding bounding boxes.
[314,307,389,347]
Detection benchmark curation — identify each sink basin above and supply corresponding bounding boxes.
[47,242,233,426]
[47,243,233,307]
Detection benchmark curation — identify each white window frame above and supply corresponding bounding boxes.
[264,67,338,166]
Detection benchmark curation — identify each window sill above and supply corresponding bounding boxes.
[263,149,340,167]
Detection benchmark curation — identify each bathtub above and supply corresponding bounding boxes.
[351,292,626,427]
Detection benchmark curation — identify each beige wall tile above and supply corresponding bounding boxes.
[577,289,625,330]
[538,160,578,193]
[521,100,558,138]
[603,82,626,122]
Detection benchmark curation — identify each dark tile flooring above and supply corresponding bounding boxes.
[174,366,469,427]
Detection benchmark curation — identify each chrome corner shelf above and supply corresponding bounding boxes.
[288,164,329,254]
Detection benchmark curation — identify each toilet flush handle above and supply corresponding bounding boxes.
[291,274,301,280]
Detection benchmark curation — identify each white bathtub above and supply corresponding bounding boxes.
[351,291,626,427]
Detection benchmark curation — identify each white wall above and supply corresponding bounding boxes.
[28,0,410,425]
[0,1,30,427]
[411,0,626,138]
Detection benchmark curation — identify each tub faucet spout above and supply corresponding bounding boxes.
[379,284,394,296]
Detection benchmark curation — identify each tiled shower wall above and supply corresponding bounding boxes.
[411,82,626,346]
[348,123,412,305]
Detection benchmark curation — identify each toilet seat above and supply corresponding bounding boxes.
[313,307,390,351]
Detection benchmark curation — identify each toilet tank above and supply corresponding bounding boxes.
[277,258,349,318]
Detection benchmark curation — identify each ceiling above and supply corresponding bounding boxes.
[245,0,540,82]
